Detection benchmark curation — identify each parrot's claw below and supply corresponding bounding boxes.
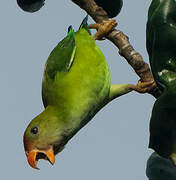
[88,19,117,40]
[128,80,156,93]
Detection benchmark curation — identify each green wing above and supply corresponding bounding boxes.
[45,29,76,79]
[42,28,76,107]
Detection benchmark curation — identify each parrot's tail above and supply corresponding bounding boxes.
[79,15,91,34]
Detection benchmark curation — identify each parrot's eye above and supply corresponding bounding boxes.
[30,126,39,135]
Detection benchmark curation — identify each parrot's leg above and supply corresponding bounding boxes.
[109,84,132,101]
[109,81,156,101]
[88,19,117,40]
[128,80,156,94]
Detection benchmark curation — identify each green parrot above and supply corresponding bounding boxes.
[17,0,123,18]
[147,0,176,164]
[23,17,133,169]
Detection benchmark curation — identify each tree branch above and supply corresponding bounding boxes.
[72,0,161,98]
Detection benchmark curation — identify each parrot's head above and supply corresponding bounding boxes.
[23,107,69,169]
[17,0,45,13]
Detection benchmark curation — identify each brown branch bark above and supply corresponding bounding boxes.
[72,0,161,98]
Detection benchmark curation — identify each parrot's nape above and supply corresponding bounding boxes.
[23,17,133,169]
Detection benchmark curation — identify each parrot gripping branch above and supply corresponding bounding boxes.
[72,0,161,98]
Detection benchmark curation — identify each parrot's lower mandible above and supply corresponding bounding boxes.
[147,0,176,164]
[23,17,132,169]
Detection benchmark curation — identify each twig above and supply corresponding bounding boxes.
[72,0,161,98]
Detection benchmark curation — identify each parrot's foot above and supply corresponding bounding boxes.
[128,80,156,93]
[88,19,117,40]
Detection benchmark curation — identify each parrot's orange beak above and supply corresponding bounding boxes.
[25,147,55,169]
